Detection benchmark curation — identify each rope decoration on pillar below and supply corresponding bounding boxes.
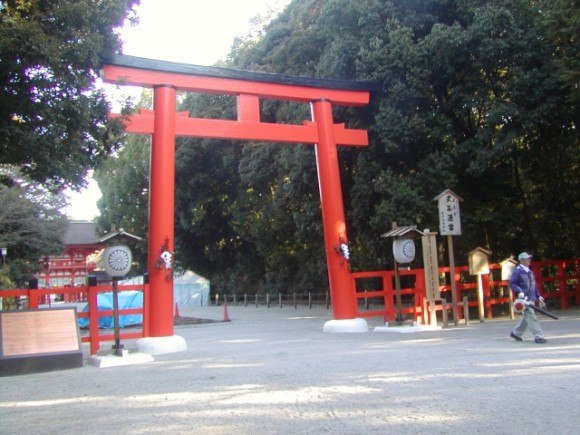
[155,236,174,280]
[335,236,351,269]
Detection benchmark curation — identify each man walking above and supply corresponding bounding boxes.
[509,252,547,343]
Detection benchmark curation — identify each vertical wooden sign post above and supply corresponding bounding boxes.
[421,229,440,326]
[434,190,462,326]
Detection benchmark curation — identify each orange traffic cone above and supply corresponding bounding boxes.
[222,300,231,322]
[174,303,180,318]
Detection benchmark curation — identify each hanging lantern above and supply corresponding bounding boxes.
[393,238,416,264]
[103,245,132,277]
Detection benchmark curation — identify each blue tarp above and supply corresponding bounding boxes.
[78,291,143,329]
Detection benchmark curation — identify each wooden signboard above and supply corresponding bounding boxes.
[435,189,462,236]
[0,308,83,376]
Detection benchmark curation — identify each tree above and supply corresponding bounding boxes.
[0,0,138,190]
[0,167,67,285]
[94,132,150,273]
[352,0,579,260]
[532,0,580,114]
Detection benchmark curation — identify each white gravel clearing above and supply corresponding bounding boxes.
[1,305,579,434]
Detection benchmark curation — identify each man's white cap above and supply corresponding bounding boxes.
[518,252,533,261]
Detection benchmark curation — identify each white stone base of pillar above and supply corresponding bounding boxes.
[323,318,369,333]
[136,335,187,355]
[89,352,154,368]
[374,322,442,333]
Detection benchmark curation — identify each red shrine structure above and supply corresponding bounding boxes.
[39,221,101,290]
[102,55,380,337]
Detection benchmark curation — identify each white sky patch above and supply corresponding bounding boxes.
[66,0,291,220]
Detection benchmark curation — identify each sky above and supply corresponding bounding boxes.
[64,0,291,221]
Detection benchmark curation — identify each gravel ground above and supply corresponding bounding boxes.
[1,305,579,434]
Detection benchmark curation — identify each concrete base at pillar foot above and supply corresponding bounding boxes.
[323,318,369,333]
[136,335,187,355]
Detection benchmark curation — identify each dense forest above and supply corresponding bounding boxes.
[95,0,579,295]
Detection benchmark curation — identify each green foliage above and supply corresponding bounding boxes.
[353,0,579,260]
[0,167,67,285]
[99,0,579,295]
[94,132,149,273]
[0,0,138,190]
[532,0,580,109]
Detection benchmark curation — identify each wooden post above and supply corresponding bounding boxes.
[422,230,439,327]
[508,286,515,319]
[447,235,459,325]
[111,277,124,356]
[394,261,403,324]
[463,296,470,325]
[421,296,430,326]
[476,274,485,322]
[442,300,448,327]
[88,281,100,355]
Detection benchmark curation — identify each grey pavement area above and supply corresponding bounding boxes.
[1,305,579,434]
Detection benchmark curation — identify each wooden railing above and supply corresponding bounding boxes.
[352,258,579,323]
[1,259,577,349]
[0,283,149,355]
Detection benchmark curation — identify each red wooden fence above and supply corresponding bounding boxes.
[352,259,579,323]
[1,259,577,352]
[0,283,149,355]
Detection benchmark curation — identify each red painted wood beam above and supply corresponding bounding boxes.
[111,112,369,146]
[237,94,260,122]
[102,64,371,106]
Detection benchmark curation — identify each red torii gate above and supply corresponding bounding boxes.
[102,55,379,337]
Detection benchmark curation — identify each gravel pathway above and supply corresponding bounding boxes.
[1,305,579,434]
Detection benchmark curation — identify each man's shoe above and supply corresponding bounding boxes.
[510,332,523,341]
[535,337,547,344]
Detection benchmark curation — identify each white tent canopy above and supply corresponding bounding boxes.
[120,270,210,307]
[173,270,210,307]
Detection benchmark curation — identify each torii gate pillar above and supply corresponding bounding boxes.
[148,85,176,337]
[312,100,356,320]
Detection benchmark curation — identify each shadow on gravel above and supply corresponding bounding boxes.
[173,316,222,325]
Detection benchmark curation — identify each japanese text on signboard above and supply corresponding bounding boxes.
[438,194,461,235]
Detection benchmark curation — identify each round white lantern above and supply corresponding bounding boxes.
[103,245,132,277]
[393,238,416,264]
